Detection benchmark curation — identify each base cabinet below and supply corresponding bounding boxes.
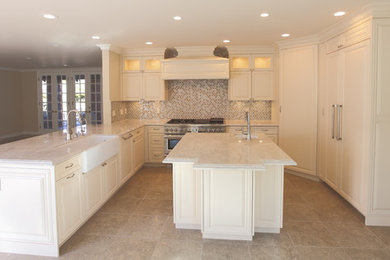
[83,166,104,218]
[133,128,145,172]
[56,170,83,244]
[172,163,284,239]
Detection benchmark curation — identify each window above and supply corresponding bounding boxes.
[38,71,102,132]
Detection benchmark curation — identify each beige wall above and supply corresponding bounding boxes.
[0,69,39,137]
[0,69,23,136]
[21,71,38,132]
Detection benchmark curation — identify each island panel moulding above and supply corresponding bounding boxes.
[111,79,272,122]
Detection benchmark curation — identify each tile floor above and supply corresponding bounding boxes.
[2,166,390,259]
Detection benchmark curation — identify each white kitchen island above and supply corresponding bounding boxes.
[163,133,296,241]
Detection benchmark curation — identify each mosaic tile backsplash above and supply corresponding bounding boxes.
[111,80,272,122]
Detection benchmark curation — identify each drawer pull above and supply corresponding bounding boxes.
[153,128,161,131]
[66,173,75,179]
[65,163,74,169]
[101,162,107,167]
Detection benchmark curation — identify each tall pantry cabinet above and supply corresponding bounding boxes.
[318,18,390,225]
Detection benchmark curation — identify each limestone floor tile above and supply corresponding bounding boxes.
[284,221,339,247]
[368,226,390,247]
[249,231,293,248]
[343,248,390,260]
[201,240,250,260]
[311,203,363,224]
[105,236,157,260]
[151,239,202,260]
[134,199,173,216]
[161,217,202,241]
[59,233,114,259]
[283,203,320,222]
[0,253,53,260]
[323,221,385,249]
[78,213,129,236]
[116,184,150,199]
[100,196,142,215]
[145,188,173,200]
[250,245,299,260]
[283,189,307,204]
[294,246,351,260]
[118,214,168,240]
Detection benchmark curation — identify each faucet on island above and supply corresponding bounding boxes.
[245,111,251,140]
[66,109,87,140]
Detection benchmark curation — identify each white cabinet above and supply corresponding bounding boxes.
[83,166,104,218]
[229,55,274,101]
[226,126,279,144]
[319,40,371,213]
[145,126,165,163]
[122,57,167,101]
[103,156,119,198]
[120,131,133,184]
[132,127,145,172]
[56,170,83,244]
[0,169,54,244]
[279,45,318,176]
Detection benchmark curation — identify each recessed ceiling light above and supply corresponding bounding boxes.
[260,13,269,17]
[63,64,68,67]
[173,16,182,21]
[42,14,56,19]
[91,36,100,40]
[25,57,31,60]
[223,40,230,43]
[281,33,290,37]
[334,11,346,17]
[145,41,153,45]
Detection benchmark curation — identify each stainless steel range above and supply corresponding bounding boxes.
[164,118,226,155]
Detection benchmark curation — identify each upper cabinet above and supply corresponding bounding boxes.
[229,55,274,101]
[122,57,167,101]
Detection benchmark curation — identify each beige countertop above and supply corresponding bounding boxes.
[0,119,278,166]
[163,133,295,169]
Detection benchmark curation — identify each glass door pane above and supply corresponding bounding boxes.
[56,75,68,130]
[89,74,102,124]
[74,74,86,126]
[40,75,53,130]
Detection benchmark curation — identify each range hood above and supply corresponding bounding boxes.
[160,56,229,80]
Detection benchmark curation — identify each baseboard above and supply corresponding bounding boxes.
[284,168,321,182]
[365,214,390,226]
[254,227,280,233]
[175,224,201,230]
[202,233,253,241]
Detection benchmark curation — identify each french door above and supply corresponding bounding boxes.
[38,71,102,132]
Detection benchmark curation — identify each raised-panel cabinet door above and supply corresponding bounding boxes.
[324,51,342,190]
[103,156,119,199]
[120,136,133,183]
[0,171,52,243]
[83,166,104,218]
[133,134,145,172]
[56,170,83,244]
[122,73,143,101]
[339,40,370,211]
[143,72,165,101]
[228,71,251,100]
[252,71,274,100]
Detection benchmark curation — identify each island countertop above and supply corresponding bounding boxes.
[163,133,296,169]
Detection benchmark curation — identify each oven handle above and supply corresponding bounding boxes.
[164,135,183,139]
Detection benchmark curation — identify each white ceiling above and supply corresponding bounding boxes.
[0,0,381,70]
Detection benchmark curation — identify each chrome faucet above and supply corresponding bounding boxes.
[245,111,251,140]
[66,109,87,140]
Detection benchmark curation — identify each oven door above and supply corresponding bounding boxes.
[164,135,182,155]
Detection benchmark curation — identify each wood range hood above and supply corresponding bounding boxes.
[160,56,230,80]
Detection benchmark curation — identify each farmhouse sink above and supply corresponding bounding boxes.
[81,135,120,172]
[55,135,120,172]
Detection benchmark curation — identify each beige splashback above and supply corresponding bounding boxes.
[112,79,272,122]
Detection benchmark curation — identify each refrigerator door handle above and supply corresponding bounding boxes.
[332,104,337,139]
[337,105,343,141]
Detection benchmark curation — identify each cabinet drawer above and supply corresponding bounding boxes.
[226,126,245,134]
[251,126,278,135]
[149,134,164,147]
[148,126,164,134]
[131,127,144,138]
[55,156,82,181]
[149,150,165,162]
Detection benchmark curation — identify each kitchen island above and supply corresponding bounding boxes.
[163,133,296,240]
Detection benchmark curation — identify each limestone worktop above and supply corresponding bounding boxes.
[163,133,295,169]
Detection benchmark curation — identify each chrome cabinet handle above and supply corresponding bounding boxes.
[66,173,75,179]
[337,105,343,141]
[332,104,337,139]
[65,163,74,169]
